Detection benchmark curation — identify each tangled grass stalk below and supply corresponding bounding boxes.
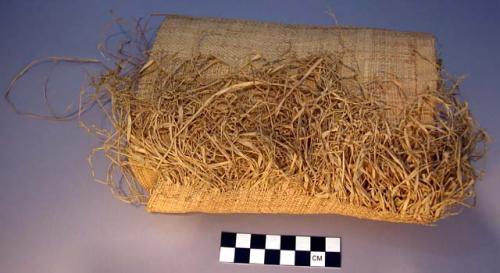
[4,17,487,224]
[88,50,487,223]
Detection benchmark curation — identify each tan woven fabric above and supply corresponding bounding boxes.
[133,15,439,224]
[146,183,433,224]
[142,15,437,106]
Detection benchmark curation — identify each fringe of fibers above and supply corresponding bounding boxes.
[4,18,488,224]
[88,51,487,223]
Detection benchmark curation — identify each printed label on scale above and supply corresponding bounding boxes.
[219,231,341,268]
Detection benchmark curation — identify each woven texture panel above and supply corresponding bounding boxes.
[133,15,439,224]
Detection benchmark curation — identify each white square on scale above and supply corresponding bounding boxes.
[219,247,235,262]
[265,234,281,249]
[325,237,341,252]
[249,249,265,264]
[236,233,251,248]
[295,236,311,251]
[310,251,326,267]
[280,250,295,265]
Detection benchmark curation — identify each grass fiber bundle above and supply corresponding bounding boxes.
[95,50,486,224]
[5,15,487,225]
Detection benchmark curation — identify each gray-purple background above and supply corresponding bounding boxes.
[1,1,499,272]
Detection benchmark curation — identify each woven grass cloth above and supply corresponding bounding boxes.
[125,15,479,225]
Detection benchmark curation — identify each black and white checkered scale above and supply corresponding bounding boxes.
[219,231,341,268]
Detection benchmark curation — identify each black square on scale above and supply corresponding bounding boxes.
[250,234,266,249]
[325,251,341,267]
[234,248,250,263]
[280,235,296,250]
[311,236,326,251]
[220,232,236,247]
[264,249,280,265]
[295,251,311,266]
